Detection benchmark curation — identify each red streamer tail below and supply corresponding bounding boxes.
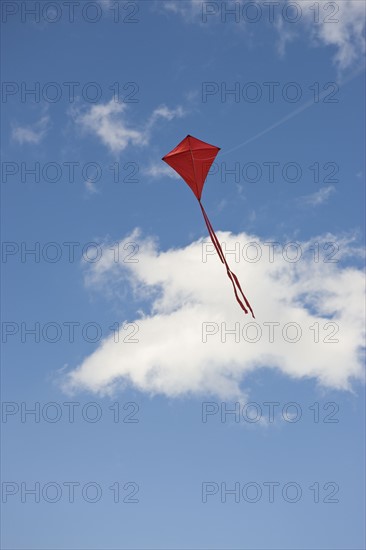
[199,201,255,318]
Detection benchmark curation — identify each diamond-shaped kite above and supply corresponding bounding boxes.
[162,135,254,317]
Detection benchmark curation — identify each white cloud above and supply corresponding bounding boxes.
[161,0,366,71]
[147,105,185,127]
[285,0,366,70]
[159,0,202,20]
[73,101,146,153]
[84,179,99,195]
[144,163,181,179]
[72,100,185,154]
[12,115,49,145]
[274,14,297,57]
[62,230,365,399]
[300,185,336,206]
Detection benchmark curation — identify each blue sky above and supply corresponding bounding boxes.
[1,1,365,549]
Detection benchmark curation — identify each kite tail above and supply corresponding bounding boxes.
[198,200,255,318]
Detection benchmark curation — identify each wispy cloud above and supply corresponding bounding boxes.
[72,100,185,154]
[62,230,365,399]
[146,105,185,128]
[84,179,100,195]
[282,0,366,71]
[161,0,365,71]
[274,15,297,58]
[300,185,336,207]
[144,163,181,179]
[158,0,202,21]
[72,101,146,153]
[12,115,49,145]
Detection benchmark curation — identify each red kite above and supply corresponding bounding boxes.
[162,135,254,317]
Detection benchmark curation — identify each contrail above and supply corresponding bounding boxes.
[222,65,365,157]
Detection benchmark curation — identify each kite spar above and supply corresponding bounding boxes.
[162,134,255,318]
